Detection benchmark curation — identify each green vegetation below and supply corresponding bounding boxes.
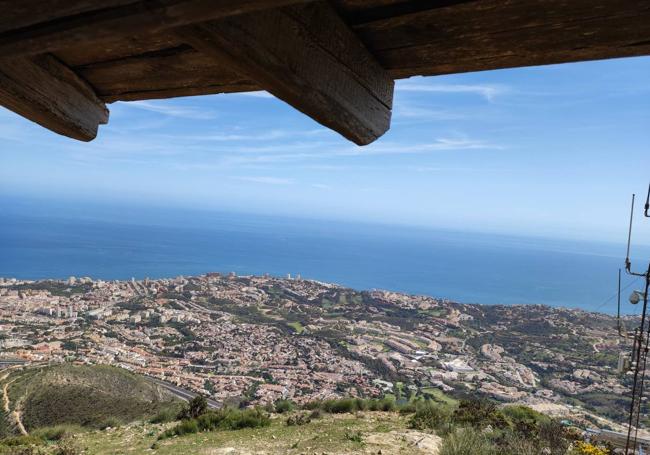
[177,396,207,420]
[8,281,92,297]
[1,364,180,435]
[273,399,294,414]
[0,391,599,455]
[421,387,459,407]
[304,396,397,414]
[439,427,495,455]
[71,411,414,454]
[160,408,270,440]
[408,398,573,455]
[286,321,304,334]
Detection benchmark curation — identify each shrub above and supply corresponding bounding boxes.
[453,399,508,430]
[440,427,496,455]
[51,438,82,455]
[409,400,452,432]
[97,416,122,430]
[539,420,571,455]
[177,396,208,420]
[302,400,322,410]
[366,399,381,411]
[175,419,199,436]
[322,398,356,414]
[286,413,311,426]
[0,435,44,447]
[344,430,363,443]
[32,425,81,441]
[398,401,418,414]
[220,408,270,431]
[379,397,396,412]
[497,432,543,455]
[307,397,399,415]
[570,441,610,455]
[149,408,178,424]
[160,407,270,440]
[308,409,322,420]
[274,399,294,414]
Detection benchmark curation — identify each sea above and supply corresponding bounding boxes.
[1,198,647,315]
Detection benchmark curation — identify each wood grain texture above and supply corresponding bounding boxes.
[0,0,134,33]
[56,32,184,67]
[74,46,259,102]
[180,1,394,145]
[0,0,311,58]
[0,54,108,141]
[354,0,650,78]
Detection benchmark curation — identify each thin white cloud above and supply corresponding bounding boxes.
[394,105,464,121]
[343,137,501,156]
[414,166,510,173]
[173,128,328,142]
[232,91,274,99]
[397,81,506,102]
[234,176,293,185]
[311,183,332,190]
[122,101,217,120]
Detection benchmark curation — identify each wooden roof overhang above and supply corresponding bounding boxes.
[1,0,649,145]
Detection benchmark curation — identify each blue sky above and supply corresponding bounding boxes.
[1,56,649,244]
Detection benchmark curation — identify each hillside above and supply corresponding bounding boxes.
[0,274,641,431]
[0,394,585,455]
[0,364,180,436]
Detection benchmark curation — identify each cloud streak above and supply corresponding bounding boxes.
[397,81,506,102]
[234,176,293,185]
[122,101,218,120]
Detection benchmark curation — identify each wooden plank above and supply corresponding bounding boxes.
[101,82,260,103]
[0,0,134,33]
[0,54,108,141]
[180,2,394,145]
[56,32,185,67]
[0,0,311,58]
[332,0,472,24]
[355,0,650,78]
[73,46,259,102]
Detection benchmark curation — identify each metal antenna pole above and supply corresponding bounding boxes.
[619,269,623,336]
[627,194,636,273]
[626,290,649,454]
[631,265,650,454]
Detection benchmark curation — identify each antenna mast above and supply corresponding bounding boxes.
[622,186,650,455]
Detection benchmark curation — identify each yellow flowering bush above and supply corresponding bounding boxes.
[571,441,609,455]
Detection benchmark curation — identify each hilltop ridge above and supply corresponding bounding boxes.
[0,364,180,437]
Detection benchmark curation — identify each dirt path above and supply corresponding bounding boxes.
[592,338,602,353]
[2,379,16,413]
[2,384,9,413]
[12,409,28,435]
[2,375,28,435]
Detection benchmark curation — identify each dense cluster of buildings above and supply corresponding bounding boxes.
[0,274,633,429]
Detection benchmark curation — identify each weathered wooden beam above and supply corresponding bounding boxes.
[0,0,311,58]
[0,55,108,141]
[180,2,394,145]
[73,45,259,102]
[355,0,650,78]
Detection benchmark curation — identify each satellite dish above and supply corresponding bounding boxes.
[630,290,645,305]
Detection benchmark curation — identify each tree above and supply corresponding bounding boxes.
[178,395,208,420]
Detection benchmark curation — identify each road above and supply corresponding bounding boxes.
[0,360,27,368]
[146,377,220,409]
